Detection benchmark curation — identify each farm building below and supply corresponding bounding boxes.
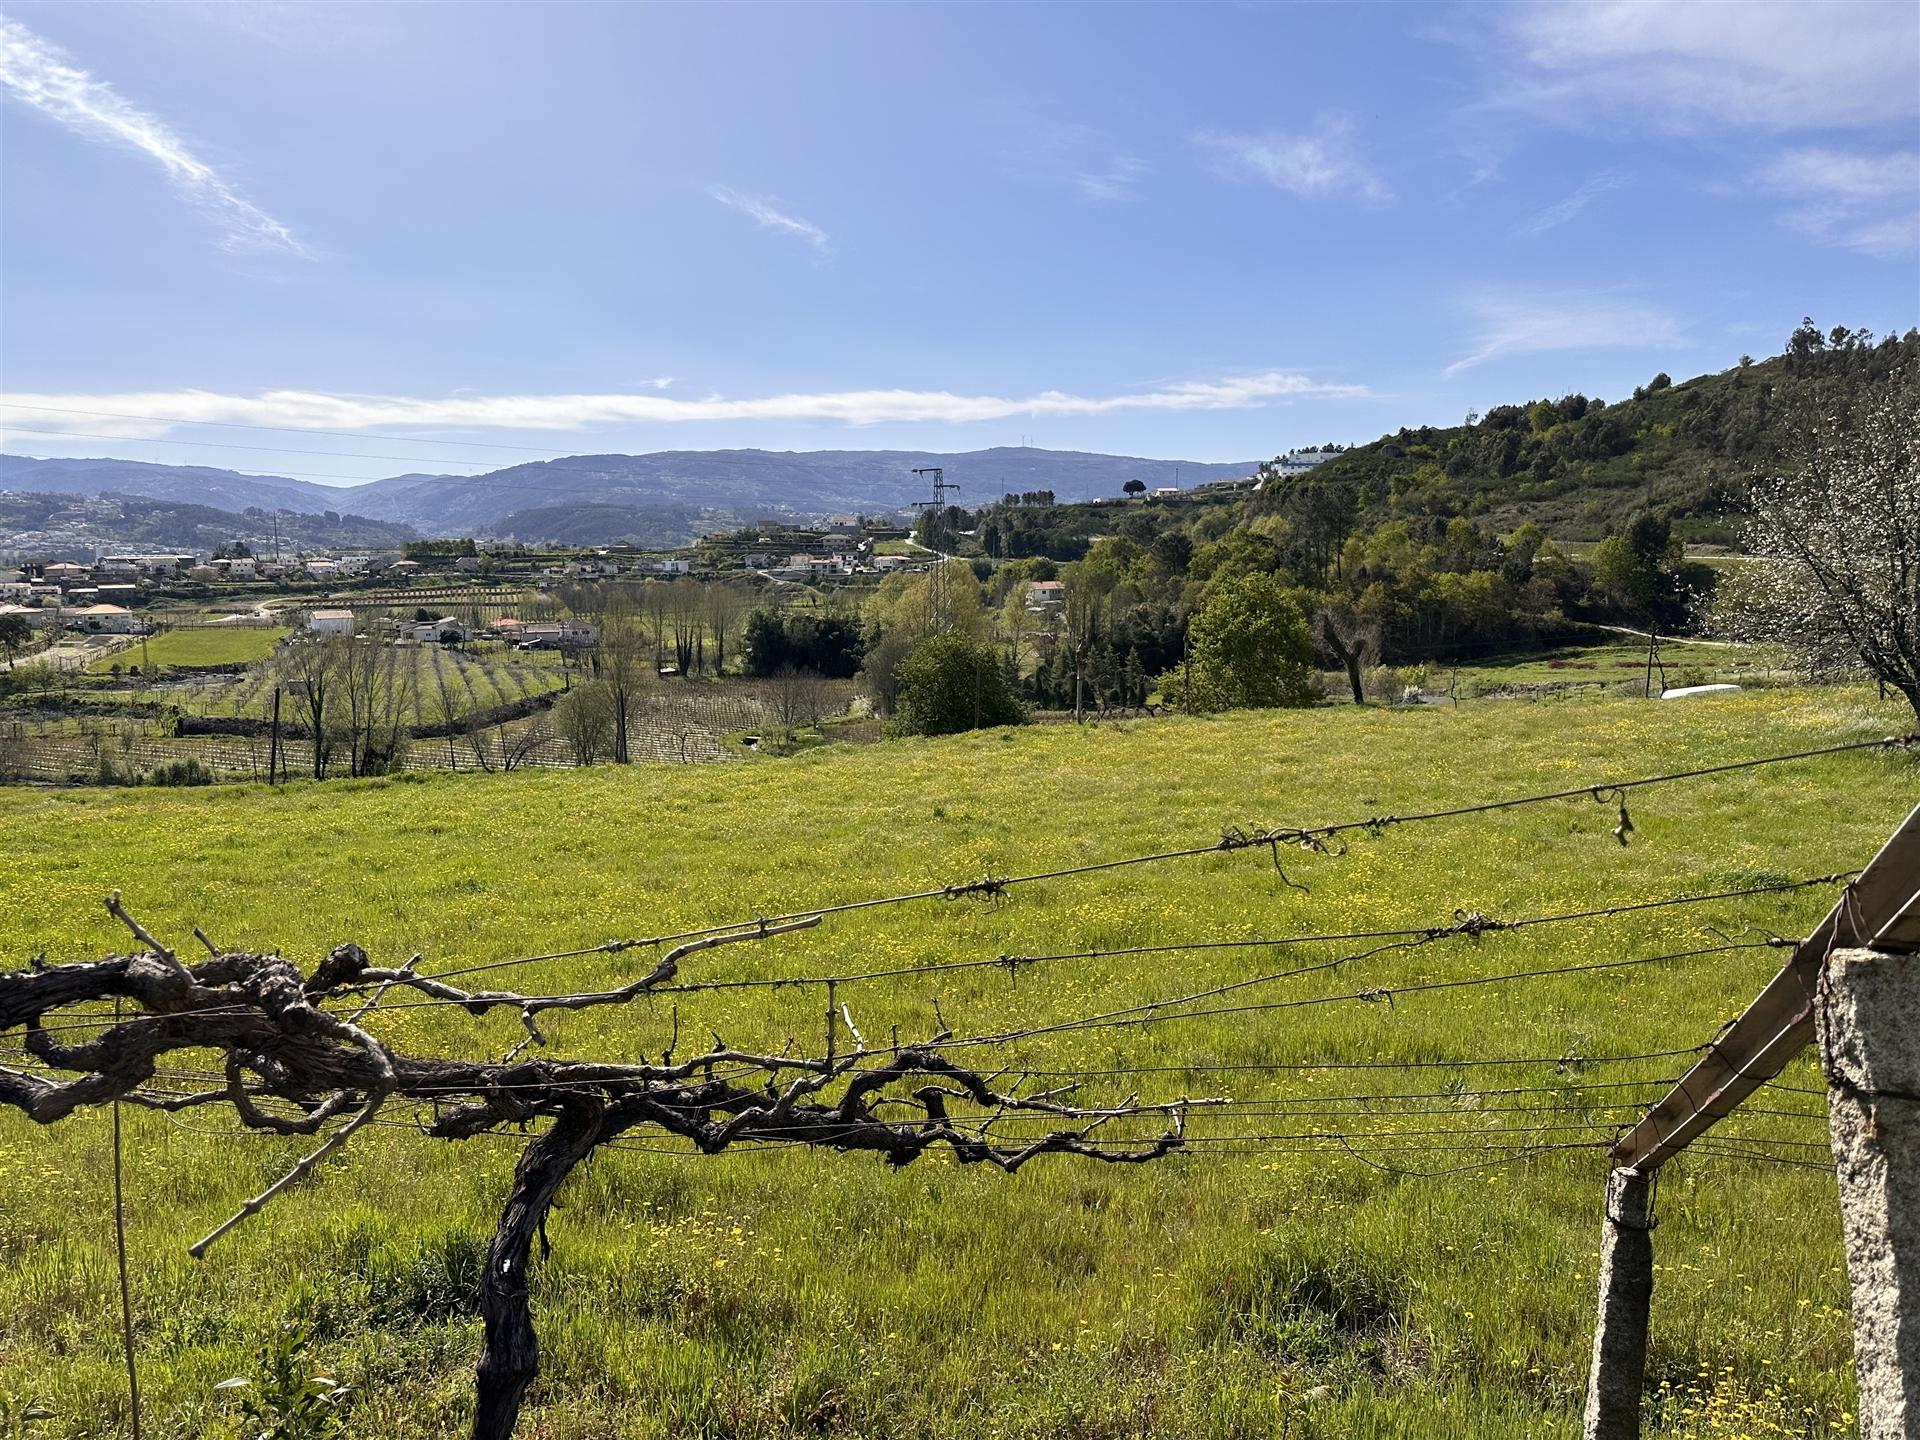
[307,608,355,636]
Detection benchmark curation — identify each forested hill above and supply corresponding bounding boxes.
[1273,322,1920,541]
[0,491,416,556]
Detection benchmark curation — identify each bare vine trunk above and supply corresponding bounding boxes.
[473,1097,605,1440]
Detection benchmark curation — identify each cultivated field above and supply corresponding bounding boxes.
[85,627,289,673]
[0,688,1911,1438]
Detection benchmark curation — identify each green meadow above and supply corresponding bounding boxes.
[85,627,289,674]
[0,688,1911,1439]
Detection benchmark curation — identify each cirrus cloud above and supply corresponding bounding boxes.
[0,13,309,257]
[709,185,831,254]
[1499,0,1919,133]
[1757,147,1919,257]
[1195,116,1391,204]
[1445,287,1684,376]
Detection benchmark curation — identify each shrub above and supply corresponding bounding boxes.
[148,758,214,787]
[891,632,1026,736]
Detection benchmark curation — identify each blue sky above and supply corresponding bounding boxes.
[2,1,1916,487]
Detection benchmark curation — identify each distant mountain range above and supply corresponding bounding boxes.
[0,490,415,557]
[0,448,1260,547]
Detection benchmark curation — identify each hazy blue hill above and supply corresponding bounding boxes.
[4,446,1258,542]
[334,446,1260,532]
[0,455,355,517]
[0,491,415,553]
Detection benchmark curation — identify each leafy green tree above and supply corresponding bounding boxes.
[1150,529,1193,576]
[1183,573,1315,711]
[1593,511,1685,620]
[860,559,987,713]
[1123,479,1147,498]
[0,614,30,669]
[892,631,1026,735]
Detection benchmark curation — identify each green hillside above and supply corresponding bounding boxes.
[1,686,1911,1438]
[1264,322,1920,541]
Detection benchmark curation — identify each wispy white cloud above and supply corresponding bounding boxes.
[0,372,1368,436]
[1496,0,1918,133]
[1520,169,1630,236]
[997,115,1149,202]
[1757,147,1919,257]
[709,185,831,254]
[0,14,309,257]
[1444,287,1684,376]
[1074,155,1149,203]
[1195,116,1391,204]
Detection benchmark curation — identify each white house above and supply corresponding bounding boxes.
[1267,449,1337,479]
[411,618,470,644]
[305,559,341,579]
[1026,580,1067,610]
[63,604,144,635]
[0,603,51,629]
[308,608,354,636]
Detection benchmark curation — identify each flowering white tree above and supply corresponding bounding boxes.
[1724,369,1920,721]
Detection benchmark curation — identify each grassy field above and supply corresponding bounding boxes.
[1447,640,1773,693]
[0,688,1913,1438]
[86,627,289,674]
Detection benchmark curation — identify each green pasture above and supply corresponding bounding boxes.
[86,628,289,674]
[1445,640,1784,692]
[0,687,1910,1438]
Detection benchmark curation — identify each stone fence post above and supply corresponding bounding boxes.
[1821,944,1920,1440]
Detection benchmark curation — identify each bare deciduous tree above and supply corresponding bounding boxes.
[1314,604,1381,706]
[429,648,471,772]
[278,635,345,779]
[1722,368,1920,720]
[340,639,414,777]
[702,581,747,676]
[667,578,701,675]
[770,664,827,740]
[595,592,650,763]
[641,581,673,670]
[551,679,616,765]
